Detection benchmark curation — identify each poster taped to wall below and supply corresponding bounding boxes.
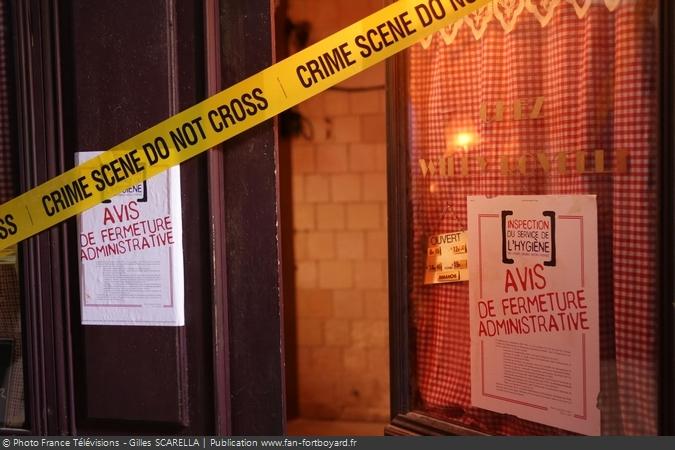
[76,152,184,326]
[467,195,600,435]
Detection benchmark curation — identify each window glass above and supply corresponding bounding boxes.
[407,0,659,435]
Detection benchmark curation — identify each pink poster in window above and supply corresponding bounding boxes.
[468,195,600,435]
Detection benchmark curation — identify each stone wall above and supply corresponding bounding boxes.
[288,0,389,422]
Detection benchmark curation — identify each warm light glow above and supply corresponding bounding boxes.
[454,132,475,149]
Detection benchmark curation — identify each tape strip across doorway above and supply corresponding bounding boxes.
[0,0,490,251]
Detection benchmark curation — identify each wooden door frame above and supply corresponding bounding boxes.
[7,0,284,436]
[10,0,74,434]
[659,0,675,435]
[215,0,285,436]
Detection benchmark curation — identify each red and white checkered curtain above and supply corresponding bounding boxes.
[409,0,658,435]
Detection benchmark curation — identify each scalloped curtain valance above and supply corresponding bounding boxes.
[420,0,627,48]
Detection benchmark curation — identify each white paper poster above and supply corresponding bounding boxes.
[424,230,469,284]
[467,195,600,435]
[77,152,184,326]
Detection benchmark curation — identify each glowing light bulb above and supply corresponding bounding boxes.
[454,132,474,149]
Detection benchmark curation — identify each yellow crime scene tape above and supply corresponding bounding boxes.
[0,0,490,251]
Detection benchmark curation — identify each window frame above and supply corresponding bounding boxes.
[384,0,675,436]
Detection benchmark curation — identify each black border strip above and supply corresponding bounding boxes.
[659,0,674,436]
